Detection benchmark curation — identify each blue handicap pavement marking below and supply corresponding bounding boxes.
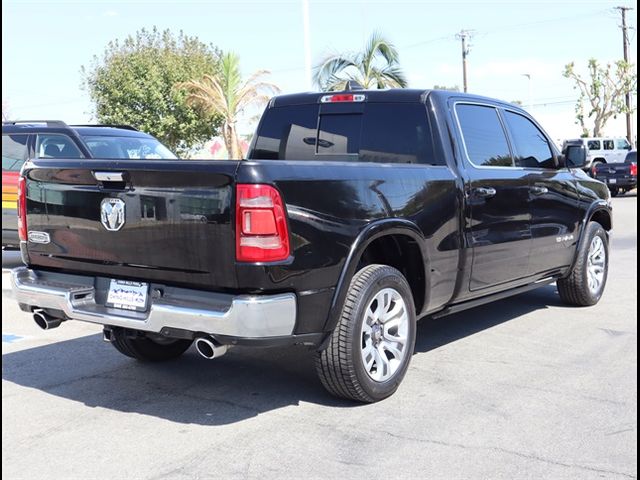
[3,333,24,344]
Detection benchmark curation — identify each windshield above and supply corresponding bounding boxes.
[81,135,177,159]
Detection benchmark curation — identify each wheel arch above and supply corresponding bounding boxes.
[565,201,612,278]
[322,219,429,336]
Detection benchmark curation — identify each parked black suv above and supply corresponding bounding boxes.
[2,121,176,249]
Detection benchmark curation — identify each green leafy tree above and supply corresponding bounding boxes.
[314,32,408,91]
[82,28,223,156]
[563,59,637,137]
[177,52,279,159]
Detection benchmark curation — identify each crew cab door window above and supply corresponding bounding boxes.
[455,104,513,167]
[503,111,555,169]
[603,140,614,151]
[2,134,29,171]
[36,134,84,159]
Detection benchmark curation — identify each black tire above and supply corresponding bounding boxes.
[557,222,609,306]
[315,264,417,403]
[609,187,619,197]
[110,328,193,362]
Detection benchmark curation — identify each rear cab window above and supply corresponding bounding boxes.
[250,102,442,165]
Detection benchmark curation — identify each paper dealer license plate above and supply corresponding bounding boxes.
[106,280,149,312]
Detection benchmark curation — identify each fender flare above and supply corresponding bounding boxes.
[565,200,612,277]
[321,218,429,337]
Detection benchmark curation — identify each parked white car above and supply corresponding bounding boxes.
[562,137,632,173]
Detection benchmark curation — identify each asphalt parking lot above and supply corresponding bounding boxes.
[2,194,637,480]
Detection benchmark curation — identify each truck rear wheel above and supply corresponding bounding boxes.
[315,264,416,403]
[557,222,609,306]
[110,328,193,362]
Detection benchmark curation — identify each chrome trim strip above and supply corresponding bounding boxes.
[10,267,296,338]
[94,171,124,182]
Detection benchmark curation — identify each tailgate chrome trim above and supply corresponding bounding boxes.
[93,171,124,182]
[10,267,296,338]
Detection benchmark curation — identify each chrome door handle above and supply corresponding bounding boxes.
[530,186,549,195]
[473,187,497,198]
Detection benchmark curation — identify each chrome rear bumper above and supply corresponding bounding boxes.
[10,267,297,338]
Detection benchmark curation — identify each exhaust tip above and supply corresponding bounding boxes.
[195,337,228,360]
[33,310,62,330]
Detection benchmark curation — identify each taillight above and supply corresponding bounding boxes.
[631,163,637,176]
[17,176,27,241]
[320,93,365,103]
[236,184,290,262]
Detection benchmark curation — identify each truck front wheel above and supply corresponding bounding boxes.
[557,222,609,306]
[315,264,417,403]
[110,328,193,362]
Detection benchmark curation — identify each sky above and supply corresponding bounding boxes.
[2,0,637,144]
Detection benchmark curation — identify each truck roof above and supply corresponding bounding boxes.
[270,89,521,109]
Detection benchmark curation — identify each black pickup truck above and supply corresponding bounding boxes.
[10,89,612,402]
[593,150,637,196]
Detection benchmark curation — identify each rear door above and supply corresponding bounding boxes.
[454,102,532,290]
[501,109,581,274]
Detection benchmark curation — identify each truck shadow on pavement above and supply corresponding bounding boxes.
[3,285,564,424]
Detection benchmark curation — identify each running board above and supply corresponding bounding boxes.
[430,277,559,319]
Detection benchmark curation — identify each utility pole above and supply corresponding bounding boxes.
[616,6,634,146]
[456,30,473,92]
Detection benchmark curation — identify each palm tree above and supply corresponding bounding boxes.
[178,53,280,159]
[314,32,408,91]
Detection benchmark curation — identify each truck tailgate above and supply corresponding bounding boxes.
[23,160,240,291]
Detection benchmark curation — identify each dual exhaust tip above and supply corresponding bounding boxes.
[194,336,228,360]
[33,311,228,360]
[33,310,63,330]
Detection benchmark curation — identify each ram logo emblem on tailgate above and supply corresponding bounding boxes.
[100,198,126,231]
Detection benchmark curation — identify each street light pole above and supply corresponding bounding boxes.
[522,73,532,111]
[302,0,313,91]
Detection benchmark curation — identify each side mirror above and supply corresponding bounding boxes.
[562,143,587,169]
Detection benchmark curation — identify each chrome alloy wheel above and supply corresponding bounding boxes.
[360,288,409,382]
[587,236,606,293]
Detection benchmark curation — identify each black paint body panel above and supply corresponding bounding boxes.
[21,91,612,338]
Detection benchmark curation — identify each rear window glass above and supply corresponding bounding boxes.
[82,135,177,159]
[588,140,601,150]
[2,134,29,171]
[250,103,439,165]
[36,134,83,159]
